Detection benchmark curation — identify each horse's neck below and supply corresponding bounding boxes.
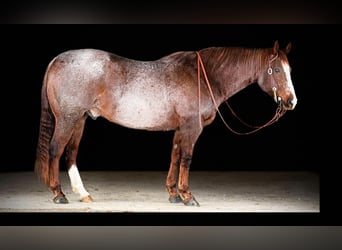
[203,47,266,102]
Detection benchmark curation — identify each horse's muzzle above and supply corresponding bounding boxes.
[287,99,297,110]
[280,98,297,110]
[272,87,297,110]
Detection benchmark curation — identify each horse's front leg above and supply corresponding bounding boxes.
[166,131,182,203]
[177,124,201,206]
[177,145,200,207]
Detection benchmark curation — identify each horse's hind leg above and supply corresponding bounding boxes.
[49,120,75,204]
[65,115,93,203]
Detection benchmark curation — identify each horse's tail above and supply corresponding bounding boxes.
[34,58,56,187]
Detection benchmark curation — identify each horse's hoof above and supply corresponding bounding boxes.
[53,196,69,204]
[80,195,93,203]
[169,195,182,203]
[184,196,200,207]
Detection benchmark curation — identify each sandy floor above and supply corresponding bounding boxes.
[0,171,319,212]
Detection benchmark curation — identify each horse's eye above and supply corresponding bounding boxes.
[274,68,281,73]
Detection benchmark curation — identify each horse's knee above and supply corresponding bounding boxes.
[180,154,192,167]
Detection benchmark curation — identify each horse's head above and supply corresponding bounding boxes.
[258,40,297,110]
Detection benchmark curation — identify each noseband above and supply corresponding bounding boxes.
[196,51,286,135]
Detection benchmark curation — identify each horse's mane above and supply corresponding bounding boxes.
[202,47,270,75]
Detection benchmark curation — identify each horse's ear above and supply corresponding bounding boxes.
[273,40,279,54]
[269,40,279,61]
[284,42,292,54]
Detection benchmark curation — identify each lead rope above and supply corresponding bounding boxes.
[196,51,286,135]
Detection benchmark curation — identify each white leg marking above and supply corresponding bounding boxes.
[68,164,90,199]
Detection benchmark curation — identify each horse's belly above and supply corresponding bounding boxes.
[112,95,173,130]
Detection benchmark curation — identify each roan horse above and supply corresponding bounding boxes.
[35,40,297,206]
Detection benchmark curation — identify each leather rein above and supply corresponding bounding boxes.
[196,51,286,135]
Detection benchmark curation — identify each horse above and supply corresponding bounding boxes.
[35,40,297,206]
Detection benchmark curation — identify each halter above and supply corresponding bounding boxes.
[196,51,286,135]
[268,52,282,104]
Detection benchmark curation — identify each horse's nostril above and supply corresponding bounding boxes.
[287,98,297,109]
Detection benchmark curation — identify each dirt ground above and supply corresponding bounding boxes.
[0,170,319,212]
